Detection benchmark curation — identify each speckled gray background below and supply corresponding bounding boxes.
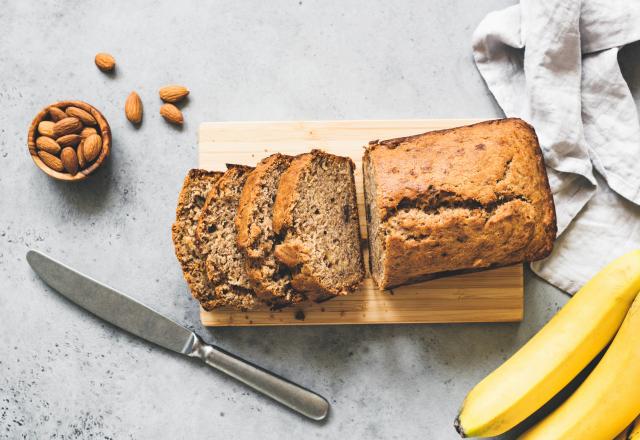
[3,1,640,439]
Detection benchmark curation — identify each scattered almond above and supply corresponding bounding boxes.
[53,117,82,137]
[83,134,102,162]
[57,134,82,147]
[95,53,116,72]
[160,103,183,125]
[77,140,86,168]
[80,126,98,138]
[37,151,65,172]
[60,147,79,175]
[38,121,55,137]
[48,106,67,122]
[159,85,189,103]
[36,136,61,155]
[125,91,143,124]
[65,106,96,126]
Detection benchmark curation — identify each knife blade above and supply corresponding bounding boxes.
[27,249,195,354]
[26,249,330,421]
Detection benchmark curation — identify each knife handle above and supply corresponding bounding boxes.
[188,334,329,421]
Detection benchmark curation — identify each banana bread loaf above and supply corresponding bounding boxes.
[363,118,556,289]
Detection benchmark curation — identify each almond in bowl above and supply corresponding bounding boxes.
[28,101,111,182]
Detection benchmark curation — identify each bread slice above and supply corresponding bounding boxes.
[195,165,256,310]
[236,154,305,308]
[363,118,557,289]
[171,169,223,307]
[272,150,364,300]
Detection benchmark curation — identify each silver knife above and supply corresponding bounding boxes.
[26,250,329,421]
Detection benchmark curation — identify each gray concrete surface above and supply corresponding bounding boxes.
[3,1,639,439]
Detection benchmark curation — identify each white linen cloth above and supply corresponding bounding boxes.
[472,0,640,293]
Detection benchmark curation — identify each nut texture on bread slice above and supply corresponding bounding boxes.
[171,169,223,307]
[363,118,557,289]
[236,154,305,308]
[196,165,256,310]
[272,150,365,300]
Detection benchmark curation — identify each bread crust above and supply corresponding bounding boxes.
[171,169,223,308]
[237,154,290,257]
[273,150,365,299]
[364,118,557,289]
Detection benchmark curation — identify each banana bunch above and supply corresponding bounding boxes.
[455,250,640,439]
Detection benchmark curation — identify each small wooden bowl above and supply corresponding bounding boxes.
[28,100,111,182]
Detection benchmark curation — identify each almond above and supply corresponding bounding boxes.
[38,151,64,172]
[65,106,97,126]
[60,147,79,175]
[36,136,61,155]
[159,85,189,103]
[77,140,86,169]
[125,91,143,124]
[57,134,82,147]
[48,106,67,122]
[53,117,82,137]
[95,52,115,72]
[38,121,55,137]
[83,134,102,162]
[80,127,98,138]
[160,103,183,125]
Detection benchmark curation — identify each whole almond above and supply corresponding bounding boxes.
[95,53,115,72]
[48,106,67,122]
[57,134,82,147]
[125,91,143,124]
[38,151,65,172]
[80,127,98,138]
[38,120,55,137]
[77,140,87,169]
[36,136,61,155]
[159,85,189,103]
[65,106,96,126]
[53,117,82,137]
[60,147,79,175]
[83,134,102,162]
[160,103,183,125]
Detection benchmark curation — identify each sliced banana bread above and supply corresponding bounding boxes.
[196,165,256,310]
[236,154,305,308]
[171,169,222,306]
[363,118,557,289]
[272,150,365,300]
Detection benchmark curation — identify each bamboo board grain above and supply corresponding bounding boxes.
[198,119,524,326]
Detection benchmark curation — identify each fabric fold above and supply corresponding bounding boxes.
[473,0,640,293]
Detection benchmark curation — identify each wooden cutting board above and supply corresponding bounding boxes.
[198,119,523,326]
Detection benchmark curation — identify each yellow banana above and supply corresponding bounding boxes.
[612,415,639,439]
[455,250,640,438]
[520,292,640,440]
[613,426,632,440]
[629,417,640,439]
[614,427,630,440]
